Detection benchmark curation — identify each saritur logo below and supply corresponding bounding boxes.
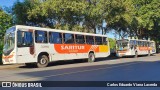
[61,45,85,50]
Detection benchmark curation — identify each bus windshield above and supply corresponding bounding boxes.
[117,40,128,50]
[3,27,16,55]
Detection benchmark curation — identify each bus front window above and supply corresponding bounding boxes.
[3,27,15,55]
[117,42,128,50]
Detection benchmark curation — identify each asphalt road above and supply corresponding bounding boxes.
[0,54,160,90]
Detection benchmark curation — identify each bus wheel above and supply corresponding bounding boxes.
[134,51,138,58]
[88,53,95,62]
[37,55,49,68]
[148,51,151,56]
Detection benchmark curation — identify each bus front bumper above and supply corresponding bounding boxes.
[116,53,125,57]
[2,55,16,64]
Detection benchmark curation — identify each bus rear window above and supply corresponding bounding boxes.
[103,37,108,45]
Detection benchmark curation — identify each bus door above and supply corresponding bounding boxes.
[129,40,136,55]
[151,42,156,54]
[16,29,35,63]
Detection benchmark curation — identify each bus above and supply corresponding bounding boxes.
[116,39,156,58]
[2,25,110,68]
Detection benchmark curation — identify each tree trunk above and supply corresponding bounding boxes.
[94,28,96,34]
[155,40,159,53]
[102,27,104,35]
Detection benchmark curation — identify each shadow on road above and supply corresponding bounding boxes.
[16,59,160,81]
[18,54,157,69]
[19,54,119,68]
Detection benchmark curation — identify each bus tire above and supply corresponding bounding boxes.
[88,53,95,62]
[134,51,138,58]
[37,55,49,68]
[148,51,150,56]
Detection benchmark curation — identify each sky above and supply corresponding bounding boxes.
[0,0,18,7]
[0,0,115,38]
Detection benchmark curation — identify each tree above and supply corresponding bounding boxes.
[102,0,134,39]
[0,7,13,58]
[27,0,88,29]
[12,0,160,40]
[13,0,113,33]
[12,0,48,26]
[0,7,12,40]
[132,0,160,39]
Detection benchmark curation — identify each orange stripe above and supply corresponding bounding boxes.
[138,47,151,51]
[2,54,14,59]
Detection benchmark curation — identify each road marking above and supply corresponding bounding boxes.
[18,61,143,81]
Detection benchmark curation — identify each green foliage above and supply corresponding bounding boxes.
[134,0,160,30]
[131,0,160,41]
[13,0,49,26]
[11,0,160,43]
[108,38,116,49]
[0,8,12,39]
[0,8,12,62]
[0,39,3,65]
[0,44,3,54]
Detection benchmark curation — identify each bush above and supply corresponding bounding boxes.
[108,38,116,49]
[108,38,116,53]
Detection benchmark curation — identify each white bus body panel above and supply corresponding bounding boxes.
[3,25,110,64]
[16,47,36,63]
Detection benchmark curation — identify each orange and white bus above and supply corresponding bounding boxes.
[2,25,110,67]
[116,39,156,57]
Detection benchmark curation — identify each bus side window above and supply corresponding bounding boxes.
[64,33,74,44]
[103,37,107,45]
[139,41,142,47]
[149,42,152,47]
[143,42,145,47]
[75,34,85,44]
[137,41,139,46]
[129,40,133,49]
[95,36,102,45]
[140,41,142,46]
[147,42,150,47]
[145,42,147,47]
[86,36,94,45]
[49,32,62,44]
[17,30,33,47]
[35,30,48,43]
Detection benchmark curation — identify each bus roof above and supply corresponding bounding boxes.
[15,25,107,37]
